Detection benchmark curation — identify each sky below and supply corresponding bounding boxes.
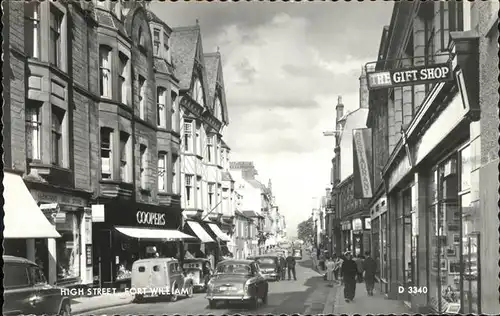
[151,0,394,237]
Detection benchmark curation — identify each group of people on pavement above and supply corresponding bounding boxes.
[322,250,377,303]
[277,253,297,281]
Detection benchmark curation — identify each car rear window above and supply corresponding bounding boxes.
[4,263,30,289]
[257,258,275,265]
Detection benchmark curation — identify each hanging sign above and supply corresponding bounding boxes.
[366,62,453,90]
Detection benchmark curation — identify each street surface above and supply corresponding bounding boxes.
[75,256,330,315]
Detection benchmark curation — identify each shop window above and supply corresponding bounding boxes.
[4,263,30,289]
[49,6,63,69]
[56,212,81,281]
[51,106,65,167]
[139,76,146,119]
[24,1,40,59]
[25,100,42,161]
[99,46,112,98]
[119,131,131,182]
[157,87,167,128]
[158,152,167,192]
[172,154,179,194]
[139,144,148,190]
[100,127,113,179]
[118,52,129,105]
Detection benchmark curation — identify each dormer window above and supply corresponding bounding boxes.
[193,79,204,107]
[214,97,222,121]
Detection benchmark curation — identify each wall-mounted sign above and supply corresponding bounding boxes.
[31,190,87,207]
[136,211,166,226]
[353,128,373,198]
[366,63,453,90]
[364,218,371,230]
[85,244,92,267]
[91,204,105,223]
[352,218,363,231]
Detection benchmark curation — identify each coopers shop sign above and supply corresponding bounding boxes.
[136,211,166,226]
[366,63,453,90]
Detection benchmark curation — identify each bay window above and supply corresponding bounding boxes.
[157,87,167,128]
[51,106,65,166]
[153,28,161,56]
[100,127,113,179]
[24,1,40,59]
[207,135,213,163]
[49,6,63,68]
[99,46,112,98]
[158,152,167,192]
[171,92,178,132]
[119,132,131,182]
[118,52,129,105]
[25,100,42,161]
[172,154,179,194]
[185,174,193,206]
[208,183,215,208]
[139,144,148,189]
[183,121,192,153]
[139,76,146,119]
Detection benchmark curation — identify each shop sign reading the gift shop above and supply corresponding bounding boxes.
[136,210,166,227]
[365,62,453,90]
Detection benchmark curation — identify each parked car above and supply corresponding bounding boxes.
[206,259,268,309]
[131,257,194,302]
[3,255,72,316]
[249,255,280,281]
[183,258,213,292]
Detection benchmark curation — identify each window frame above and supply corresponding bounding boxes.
[208,183,215,207]
[183,121,192,152]
[171,91,178,132]
[185,174,193,204]
[172,154,179,194]
[24,1,41,59]
[139,144,148,190]
[100,127,113,179]
[118,52,129,105]
[99,46,112,98]
[158,152,168,192]
[119,131,130,183]
[193,79,204,107]
[25,101,42,161]
[157,87,167,128]
[207,135,213,162]
[49,6,63,68]
[153,28,161,56]
[51,106,64,166]
[139,76,147,120]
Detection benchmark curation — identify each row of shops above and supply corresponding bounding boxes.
[3,171,233,289]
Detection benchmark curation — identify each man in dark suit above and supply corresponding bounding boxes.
[340,251,358,302]
[278,254,287,281]
[286,253,297,280]
[362,251,377,296]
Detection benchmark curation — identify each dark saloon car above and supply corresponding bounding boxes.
[206,259,268,309]
[3,255,72,316]
[249,255,280,281]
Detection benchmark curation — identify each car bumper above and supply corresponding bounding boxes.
[206,294,252,300]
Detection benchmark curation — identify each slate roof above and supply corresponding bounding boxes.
[245,179,265,190]
[204,53,219,109]
[170,26,200,91]
[145,10,172,33]
[243,210,263,218]
[154,58,175,77]
[94,9,128,38]
[235,210,253,220]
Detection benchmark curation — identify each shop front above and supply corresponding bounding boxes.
[340,220,352,253]
[351,217,371,257]
[383,38,481,313]
[91,200,192,288]
[370,195,388,294]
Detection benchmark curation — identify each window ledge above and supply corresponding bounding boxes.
[99,180,133,199]
[28,162,73,187]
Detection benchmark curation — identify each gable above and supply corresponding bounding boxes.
[215,59,229,124]
[191,34,210,111]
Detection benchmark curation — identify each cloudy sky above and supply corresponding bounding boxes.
[152,1,393,237]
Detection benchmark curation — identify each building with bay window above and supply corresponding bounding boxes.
[365,1,499,314]
[171,23,233,261]
[3,0,100,287]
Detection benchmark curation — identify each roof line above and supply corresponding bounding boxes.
[172,25,199,32]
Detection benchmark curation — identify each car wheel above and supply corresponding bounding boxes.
[208,300,217,309]
[134,294,144,303]
[249,296,259,309]
[59,302,71,316]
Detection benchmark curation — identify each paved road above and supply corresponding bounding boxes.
[76,257,329,315]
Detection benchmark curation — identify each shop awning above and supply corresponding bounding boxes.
[3,172,61,238]
[115,226,195,241]
[208,223,232,242]
[186,221,214,243]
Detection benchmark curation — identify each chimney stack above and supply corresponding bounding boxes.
[359,66,369,109]
[336,95,344,123]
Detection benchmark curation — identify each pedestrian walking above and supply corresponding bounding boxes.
[355,254,365,283]
[325,257,335,286]
[340,251,358,303]
[362,251,377,296]
[286,253,297,280]
[332,254,343,282]
[278,254,287,281]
